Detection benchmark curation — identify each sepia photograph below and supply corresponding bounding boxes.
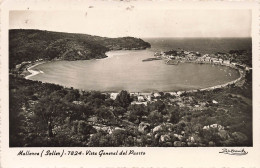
[2,0,260,167]
[8,7,253,148]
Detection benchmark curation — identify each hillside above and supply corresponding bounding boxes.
[9,70,252,147]
[9,29,151,68]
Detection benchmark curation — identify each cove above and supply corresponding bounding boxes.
[28,50,240,92]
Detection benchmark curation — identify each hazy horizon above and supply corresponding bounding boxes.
[10,9,251,38]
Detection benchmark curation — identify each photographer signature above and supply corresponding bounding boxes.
[219,148,248,156]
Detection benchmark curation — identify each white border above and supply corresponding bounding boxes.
[1,0,260,168]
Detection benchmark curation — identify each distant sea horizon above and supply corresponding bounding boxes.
[143,37,252,55]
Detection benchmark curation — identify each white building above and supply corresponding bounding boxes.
[145,95,152,101]
[110,93,119,100]
[153,93,161,98]
[138,96,145,102]
[223,60,230,65]
[205,57,211,62]
[184,51,190,55]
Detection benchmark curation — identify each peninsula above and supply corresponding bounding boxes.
[9,29,151,69]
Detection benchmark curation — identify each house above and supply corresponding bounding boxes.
[210,124,218,128]
[176,91,183,96]
[169,55,175,59]
[203,125,210,130]
[196,57,204,62]
[184,51,190,55]
[210,124,224,130]
[245,67,252,71]
[144,95,152,101]
[72,101,84,105]
[223,60,230,65]
[205,57,211,62]
[87,116,98,124]
[203,124,224,130]
[131,101,148,106]
[202,54,209,57]
[211,58,218,63]
[110,93,119,100]
[195,52,200,56]
[154,52,161,56]
[137,96,145,102]
[16,64,22,69]
[170,92,178,96]
[187,54,197,60]
[21,61,30,65]
[153,93,161,98]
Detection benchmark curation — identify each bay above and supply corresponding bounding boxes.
[29,49,240,92]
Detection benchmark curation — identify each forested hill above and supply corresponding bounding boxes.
[9,29,151,68]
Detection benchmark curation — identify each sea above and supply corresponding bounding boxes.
[145,37,252,54]
[28,38,251,92]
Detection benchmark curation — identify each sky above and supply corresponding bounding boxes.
[9,9,251,38]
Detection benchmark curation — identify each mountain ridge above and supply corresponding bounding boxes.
[9,29,151,68]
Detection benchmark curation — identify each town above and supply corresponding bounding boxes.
[126,48,251,107]
[154,48,251,69]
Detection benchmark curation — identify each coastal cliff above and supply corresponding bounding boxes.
[9,29,151,68]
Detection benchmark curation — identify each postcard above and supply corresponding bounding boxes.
[1,0,260,167]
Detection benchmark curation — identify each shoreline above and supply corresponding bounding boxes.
[114,65,245,96]
[20,50,247,95]
[24,62,46,79]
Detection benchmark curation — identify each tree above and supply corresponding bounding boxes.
[148,100,166,114]
[34,96,66,137]
[68,103,93,121]
[72,120,96,135]
[168,107,180,124]
[128,104,148,123]
[96,106,115,123]
[115,90,131,108]
[64,89,80,102]
[9,92,26,146]
[110,129,129,146]
[88,131,111,147]
[147,110,163,126]
[104,98,114,107]
[201,128,222,146]
[113,106,126,117]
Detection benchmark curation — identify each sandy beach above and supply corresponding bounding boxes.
[25,62,45,79]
